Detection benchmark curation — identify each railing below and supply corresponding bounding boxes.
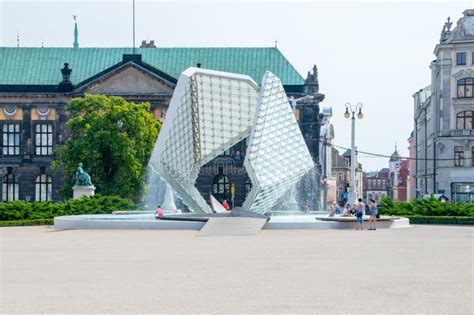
[437,129,474,137]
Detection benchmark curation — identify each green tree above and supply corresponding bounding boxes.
[52,94,160,201]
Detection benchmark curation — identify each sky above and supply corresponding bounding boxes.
[0,0,471,171]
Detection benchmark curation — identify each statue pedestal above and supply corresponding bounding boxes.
[73,185,96,199]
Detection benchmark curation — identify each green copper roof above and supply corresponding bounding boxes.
[0,47,304,86]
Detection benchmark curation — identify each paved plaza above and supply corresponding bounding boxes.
[1,225,473,314]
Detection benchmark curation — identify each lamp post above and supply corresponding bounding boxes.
[344,103,363,205]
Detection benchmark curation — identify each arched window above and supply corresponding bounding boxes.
[456,111,473,129]
[212,174,230,201]
[35,174,52,201]
[2,174,18,201]
[457,78,474,98]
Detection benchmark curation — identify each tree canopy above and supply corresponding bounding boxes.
[53,94,160,201]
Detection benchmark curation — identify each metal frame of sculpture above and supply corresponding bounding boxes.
[149,67,314,214]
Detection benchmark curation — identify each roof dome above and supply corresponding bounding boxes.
[389,150,401,162]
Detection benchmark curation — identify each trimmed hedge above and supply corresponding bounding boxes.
[405,216,474,225]
[0,219,54,227]
[379,196,474,217]
[0,195,135,222]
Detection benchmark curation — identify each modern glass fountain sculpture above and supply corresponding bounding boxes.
[148,67,314,214]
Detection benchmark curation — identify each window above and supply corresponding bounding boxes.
[472,147,474,166]
[35,123,53,155]
[454,146,464,167]
[456,111,473,129]
[220,148,231,156]
[451,182,474,203]
[35,174,52,201]
[212,174,230,201]
[472,52,474,65]
[457,78,474,98]
[1,123,20,155]
[456,52,467,65]
[2,174,18,201]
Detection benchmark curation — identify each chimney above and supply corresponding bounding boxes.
[139,40,157,48]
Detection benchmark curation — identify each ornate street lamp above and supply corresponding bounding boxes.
[344,102,363,205]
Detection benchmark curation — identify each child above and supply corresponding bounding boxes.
[222,199,230,211]
[155,204,164,218]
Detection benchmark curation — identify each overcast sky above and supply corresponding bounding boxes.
[1,0,470,171]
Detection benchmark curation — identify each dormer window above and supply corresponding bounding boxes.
[457,78,473,98]
[456,52,467,65]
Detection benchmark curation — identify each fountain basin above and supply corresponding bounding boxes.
[54,213,409,230]
[54,214,204,230]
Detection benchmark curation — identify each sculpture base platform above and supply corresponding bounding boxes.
[73,185,96,199]
[53,213,410,230]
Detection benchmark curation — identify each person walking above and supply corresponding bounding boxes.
[355,198,365,230]
[368,199,378,230]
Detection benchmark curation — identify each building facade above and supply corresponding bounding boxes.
[413,10,474,202]
[388,150,409,202]
[332,148,363,206]
[0,47,324,206]
[407,131,416,199]
[363,168,389,203]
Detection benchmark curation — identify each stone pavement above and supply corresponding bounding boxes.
[1,225,473,314]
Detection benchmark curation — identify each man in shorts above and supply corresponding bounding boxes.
[355,198,365,230]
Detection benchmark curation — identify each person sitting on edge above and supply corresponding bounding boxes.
[303,201,310,213]
[355,198,365,230]
[342,203,352,216]
[334,202,341,215]
[368,199,378,230]
[155,204,164,218]
[222,199,230,211]
[350,204,357,216]
[328,203,336,217]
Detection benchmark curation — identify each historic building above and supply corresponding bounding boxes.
[0,46,324,205]
[363,168,389,203]
[331,148,363,206]
[407,131,416,199]
[387,149,409,201]
[413,9,474,202]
